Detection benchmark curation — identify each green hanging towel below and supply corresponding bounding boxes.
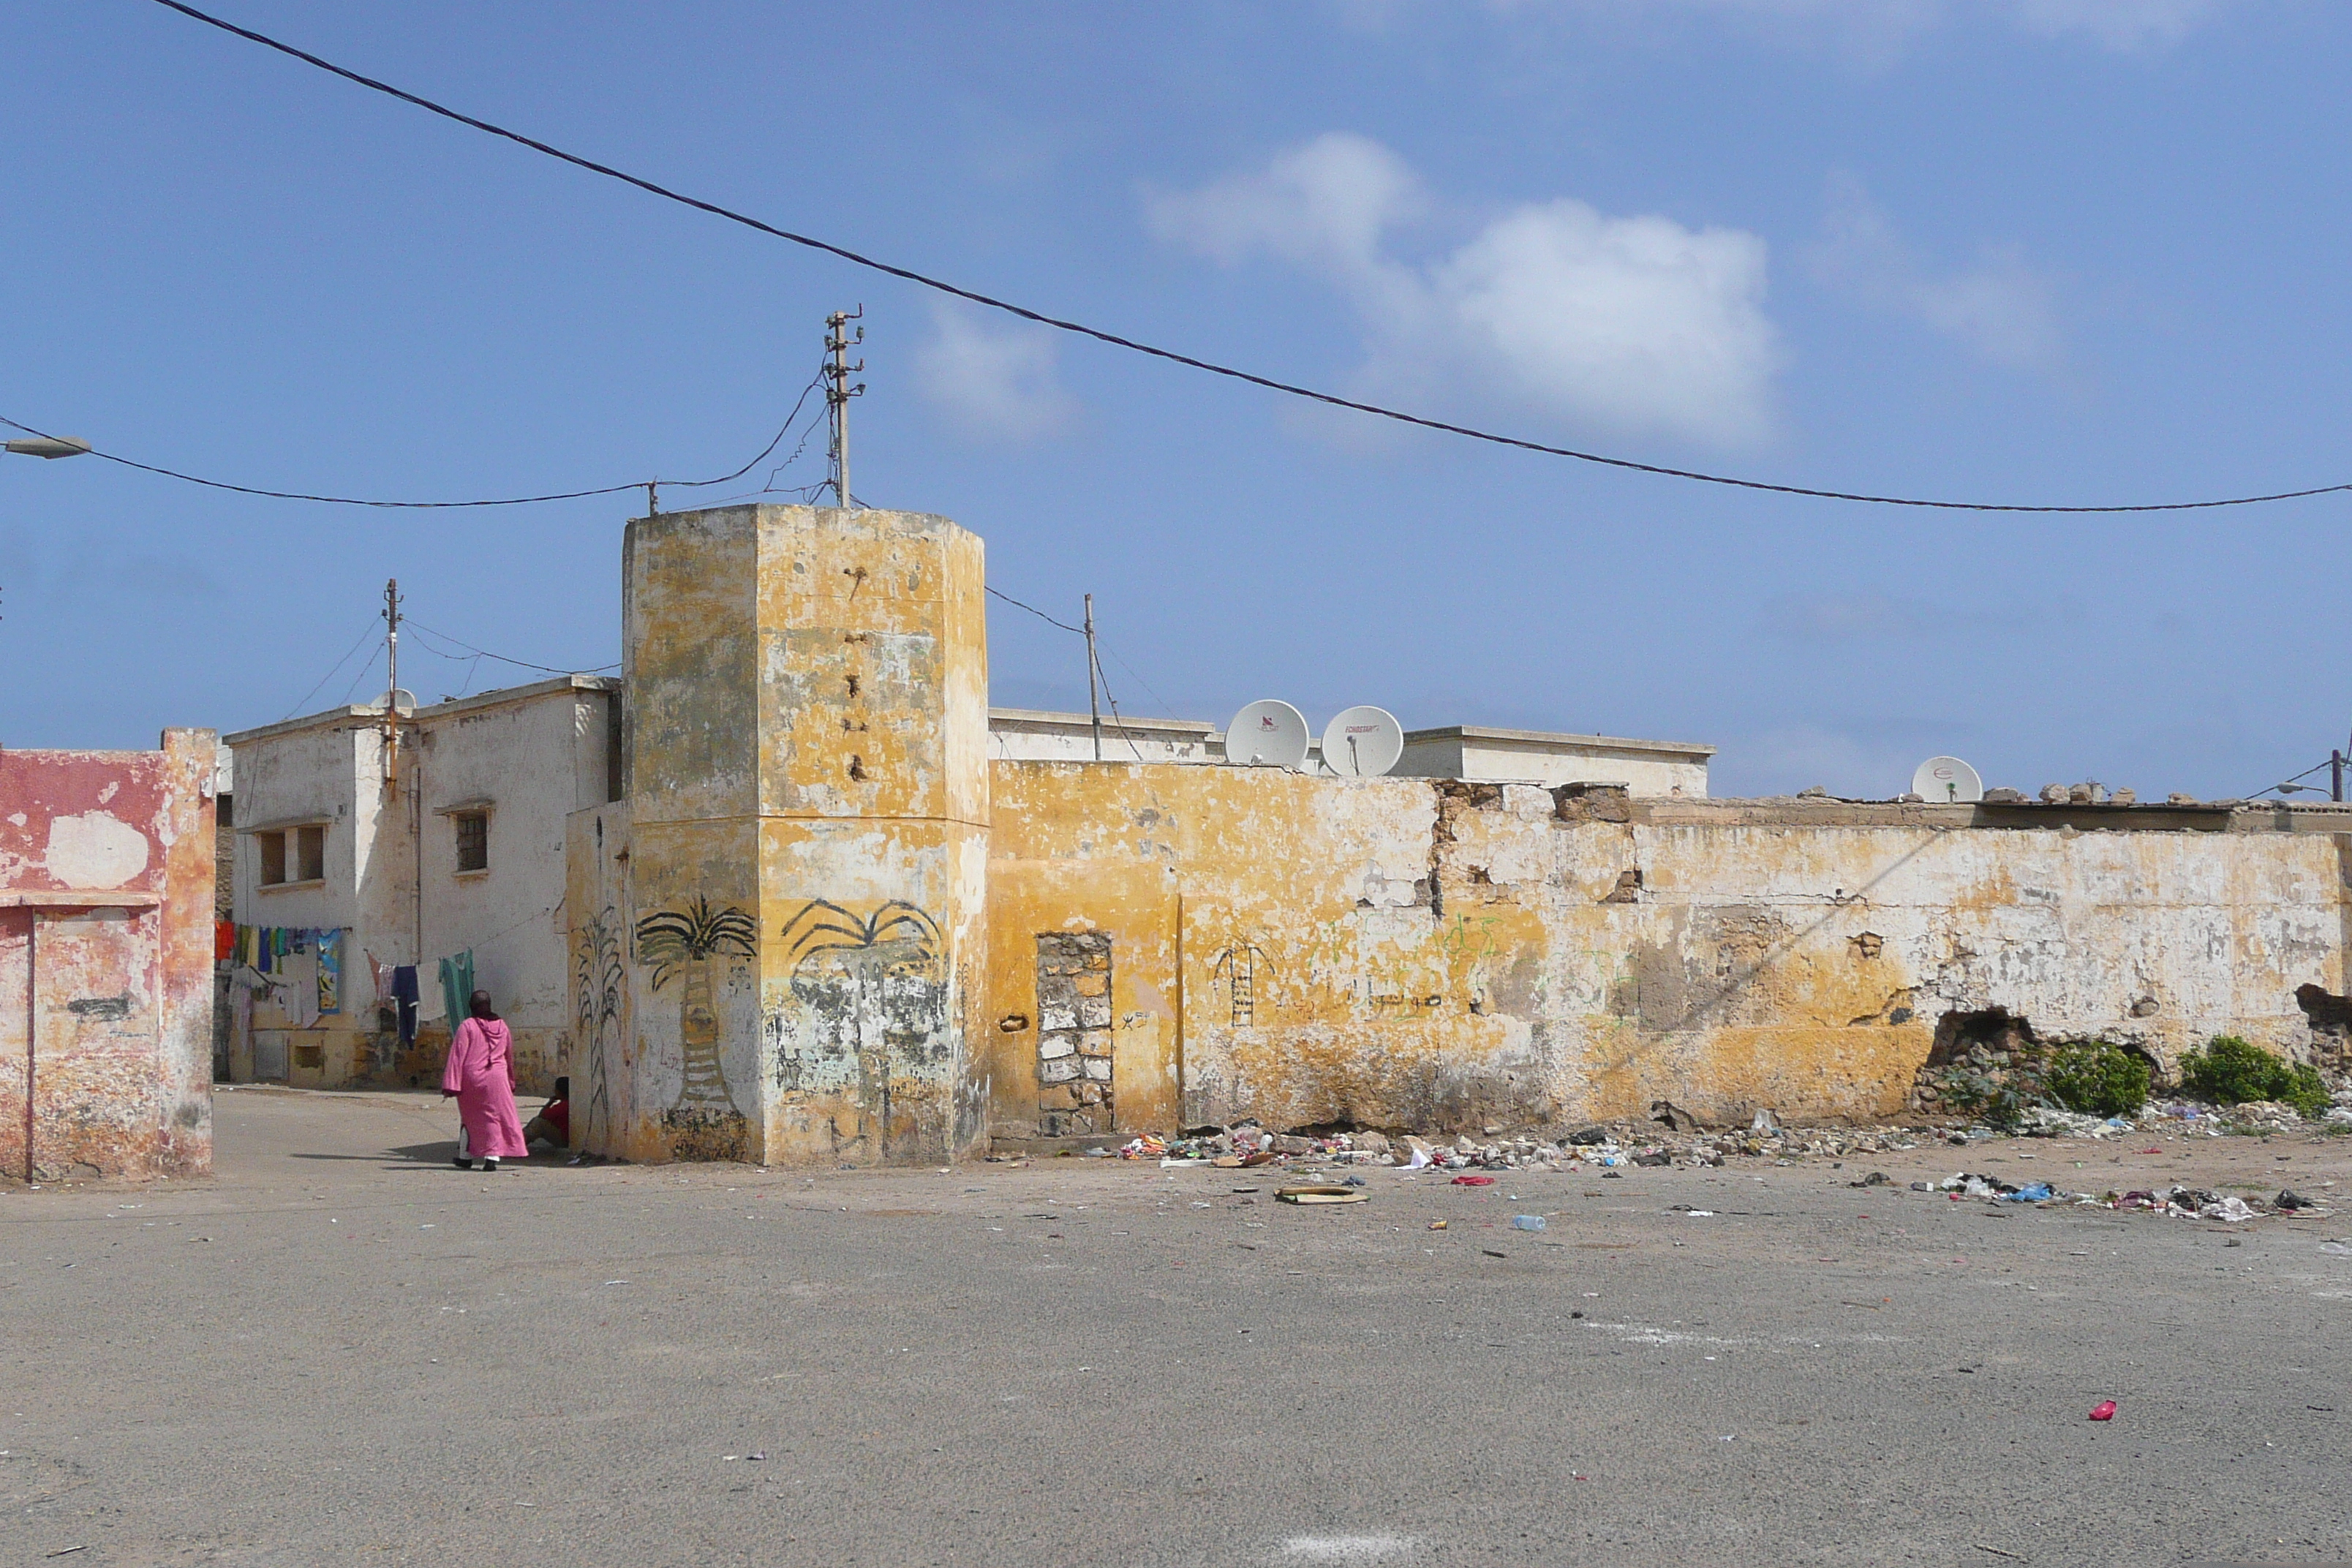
[438,950,475,1033]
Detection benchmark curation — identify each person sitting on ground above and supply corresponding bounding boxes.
[524,1075,570,1151]
[441,990,527,1172]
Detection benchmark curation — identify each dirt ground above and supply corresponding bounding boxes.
[4,1088,2349,1567]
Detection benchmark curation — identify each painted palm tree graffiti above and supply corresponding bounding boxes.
[1210,939,1275,1028]
[572,909,626,1149]
[778,900,947,1161]
[636,896,758,1115]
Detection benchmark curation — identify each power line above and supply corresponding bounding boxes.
[145,0,2352,516]
[405,619,618,675]
[0,368,822,510]
[986,586,1087,636]
[281,617,380,718]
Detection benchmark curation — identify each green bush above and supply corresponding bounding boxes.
[2179,1034,2329,1117]
[2045,1042,2151,1117]
[2281,1061,2332,1119]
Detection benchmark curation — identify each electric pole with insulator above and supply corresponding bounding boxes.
[382,578,403,786]
[825,308,865,508]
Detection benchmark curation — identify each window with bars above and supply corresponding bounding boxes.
[454,810,489,873]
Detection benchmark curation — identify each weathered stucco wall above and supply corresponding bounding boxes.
[987,764,2351,1134]
[0,730,216,1180]
[227,680,616,1095]
[583,504,989,1166]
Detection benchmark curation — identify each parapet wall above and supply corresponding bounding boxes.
[984,765,2350,1135]
[0,731,218,1180]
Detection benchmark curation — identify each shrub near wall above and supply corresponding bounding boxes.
[2180,1035,2329,1118]
[2044,1043,2152,1118]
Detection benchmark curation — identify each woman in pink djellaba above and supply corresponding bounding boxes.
[442,990,527,1172]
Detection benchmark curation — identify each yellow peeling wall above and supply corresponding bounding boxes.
[989,764,2351,1132]
[584,504,989,1166]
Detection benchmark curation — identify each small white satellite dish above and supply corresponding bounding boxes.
[1225,699,1310,769]
[388,687,418,715]
[1322,706,1404,777]
[1912,755,1983,804]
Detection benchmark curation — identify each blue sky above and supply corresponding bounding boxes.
[4,0,2348,799]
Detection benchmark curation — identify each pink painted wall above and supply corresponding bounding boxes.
[0,729,217,1180]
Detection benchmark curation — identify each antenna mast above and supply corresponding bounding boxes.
[825,308,866,508]
[382,577,403,786]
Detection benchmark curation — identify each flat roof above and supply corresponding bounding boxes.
[1403,724,1716,759]
[223,674,619,747]
[989,707,1217,736]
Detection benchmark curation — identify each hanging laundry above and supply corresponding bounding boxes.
[215,919,235,963]
[390,965,420,1046]
[415,978,447,1024]
[364,950,388,1009]
[316,930,343,1015]
[257,926,272,974]
[280,947,321,1028]
[437,950,476,1033]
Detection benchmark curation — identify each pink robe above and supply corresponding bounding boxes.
[443,1017,528,1161]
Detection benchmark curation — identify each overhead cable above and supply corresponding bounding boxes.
[145,0,2352,516]
[985,586,1088,636]
[404,619,619,675]
[0,369,822,510]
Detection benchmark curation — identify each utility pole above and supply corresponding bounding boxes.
[2334,747,2345,803]
[382,578,403,787]
[825,308,865,508]
[1084,593,1103,762]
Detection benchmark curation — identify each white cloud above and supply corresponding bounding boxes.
[1148,133,1781,450]
[1806,175,2062,369]
[2005,0,2217,50]
[1760,589,2038,643]
[913,302,1077,442]
[1402,1,2223,59]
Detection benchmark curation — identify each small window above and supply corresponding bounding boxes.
[454,811,489,873]
[297,823,326,883]
[258,830,287,886]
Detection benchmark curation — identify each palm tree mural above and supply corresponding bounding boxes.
[636,896,758,1115]
[779,900,946,1161]
[572,909,625,1150]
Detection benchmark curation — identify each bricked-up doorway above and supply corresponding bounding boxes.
[1035,932,1113,1136]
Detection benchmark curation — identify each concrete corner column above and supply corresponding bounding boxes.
[619,504,988,1165]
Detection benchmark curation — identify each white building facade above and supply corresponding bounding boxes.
[222,675,619,1091]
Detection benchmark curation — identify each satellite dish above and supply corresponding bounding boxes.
[1322,706,1404,777]
[1225,700,1310,769]
[1912,755,1983,804]
[388,688,418,715]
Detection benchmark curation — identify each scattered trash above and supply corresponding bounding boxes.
[1480,1248,1507,1258]
[1850,1171,1891,1188]
[1276,1186,1368,1205]
[1451,1175,1496,1186]
[1428,1220,1447,1229]
[2200,1196,2256,1222]
[2001,1183,2054,1203]
[1511,1215,1548,1232]
[2088,1401,2117,1421]
[2278,1189,2313,1210]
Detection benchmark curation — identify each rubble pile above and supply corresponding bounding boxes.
[1921,1171,2330,1223]
[1117,1112,1929,1172]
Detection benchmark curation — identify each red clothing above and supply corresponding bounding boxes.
[442,1017,527,1161]
[540,1098,569,1140]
